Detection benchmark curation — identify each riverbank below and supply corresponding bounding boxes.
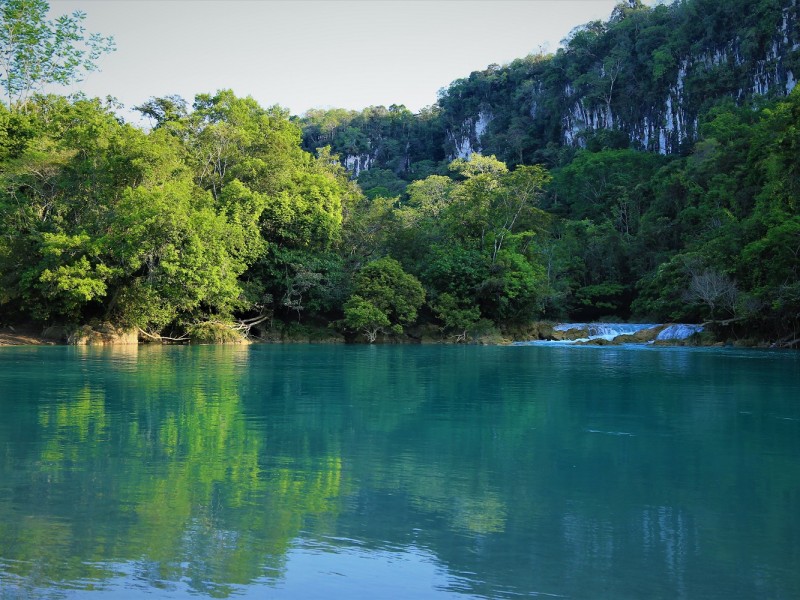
[0,326,54,346]
[0,321,792,349]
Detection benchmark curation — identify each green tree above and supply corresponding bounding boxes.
[0,0,114,107]
[432,292,481,343]
[549,149,663,227]
[106,179,255,332]
[342,257,425,342]
[0,95,266,334]
[356,168,407,199]
[342,295,392,343]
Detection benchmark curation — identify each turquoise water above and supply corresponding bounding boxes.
[0,344,798,599]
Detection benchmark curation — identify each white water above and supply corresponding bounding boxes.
[553,323,660,342]
[656,324,704,341]
[515,322,704,345]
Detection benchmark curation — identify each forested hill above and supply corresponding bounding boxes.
[289,0,800,346]
[1,0,799,346]
[301,0,799,176]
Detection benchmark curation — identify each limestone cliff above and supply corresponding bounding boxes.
[302,0,800,175]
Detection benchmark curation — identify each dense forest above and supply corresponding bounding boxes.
[1,0,799,345]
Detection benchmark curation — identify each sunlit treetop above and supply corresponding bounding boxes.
[0,0,114,108]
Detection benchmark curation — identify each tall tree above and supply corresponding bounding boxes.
[342,257,425,342]
[0,0,114,108]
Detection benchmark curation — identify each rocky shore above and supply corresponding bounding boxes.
[0,320,786,348]
[0,325,53,346]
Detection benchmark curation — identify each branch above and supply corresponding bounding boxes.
[701,316,743,327]
[771,333,800,348]
[776,337,800,349]
[233,313,271,336]
[136,327,189,343]
[237,313,271,327]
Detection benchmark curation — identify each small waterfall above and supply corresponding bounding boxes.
[515,322,705,346]
[553,323,589,331]
[588,323,659,341]
[553,323,659,342]
[655,324,704,341]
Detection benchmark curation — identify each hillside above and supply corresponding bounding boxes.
[302,0,798,172]
[1,0,798,345]
[294,0,800,345]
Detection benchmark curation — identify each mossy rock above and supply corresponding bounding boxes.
[614,325,666,344]
[551,326,589,341]
[503,321,556,341]
[575,337,615,346]
[68,323,138,345]
[42,325,72,342]
[187,322,249,344]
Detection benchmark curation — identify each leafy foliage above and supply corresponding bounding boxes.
[0,0,114,107]
[0,91,350,334]
[1,0,799,345]
[342,257,425,342]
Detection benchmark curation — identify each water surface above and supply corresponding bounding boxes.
[0,344,798,599]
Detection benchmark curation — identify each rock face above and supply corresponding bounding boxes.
[343,153,374,177]
[447,109,493,160]
[436,1,800,162]
[556,34,798,155]
[304,1,799,175]
[67,324,138,346]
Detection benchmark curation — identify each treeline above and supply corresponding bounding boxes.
[0,93,554,342]
[0,93,350,341]
[287,0,800,345]
[1,0,798,344]
[543,94,800,343]
[2,89,799,343]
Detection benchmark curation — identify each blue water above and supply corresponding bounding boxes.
[0,344,798,599]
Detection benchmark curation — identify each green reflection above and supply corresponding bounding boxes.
[0,346,344,597]
[0,345,798,599]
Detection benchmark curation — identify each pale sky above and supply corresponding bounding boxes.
[49,0,646,120]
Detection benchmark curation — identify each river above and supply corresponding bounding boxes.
[0,344,798,599]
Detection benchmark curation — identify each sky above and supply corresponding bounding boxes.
[48,0,641,120]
